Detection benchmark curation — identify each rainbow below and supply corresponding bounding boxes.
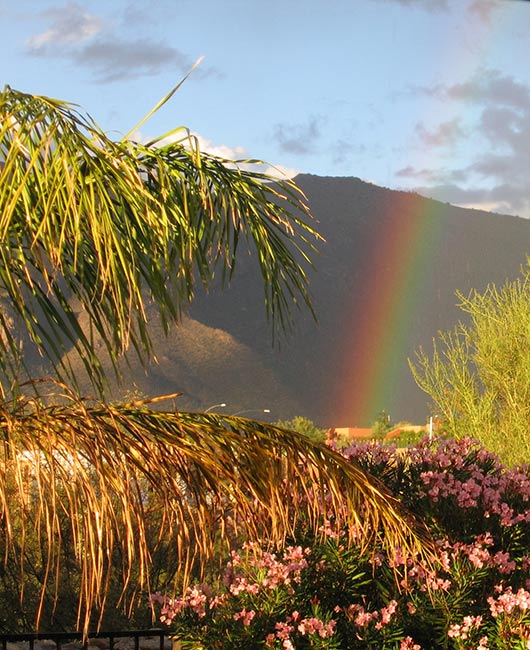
[333,191,448,426]
[323,1,523,427]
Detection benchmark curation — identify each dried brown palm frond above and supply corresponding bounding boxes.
[0,387,433,634]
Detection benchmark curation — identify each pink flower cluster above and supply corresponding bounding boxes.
[149,436,530,649]
[342,439,397,466]
[385,545,451,593]
[264,610,336,648]
[448,615,483,639]
[224,543,310,595]
[405,438,530,526]
[232,607,256,625]
[488,585,530,617]
[341,599,398,630]
[419,466,530,526]
[149,585,215,623]
[319,517,346,539]
[439,533,517,575]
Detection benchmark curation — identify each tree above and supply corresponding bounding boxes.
[0,83,431,632]
[273,416,327,444]
[371,410,393,438]
[410,263,530,466]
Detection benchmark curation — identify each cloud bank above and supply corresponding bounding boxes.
[399,69,530,217]
[25,1,214,83]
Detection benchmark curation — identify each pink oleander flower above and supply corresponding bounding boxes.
[380,599,398,624]
[233,608,256,626]
[400,636,421,650]
[297,616,336,638]
[319,518,340,539]
[488,585,530,616]
[522,556,530,571]
[448,615,482,639]
[492,550,517,574]
[208,594,227,609]
[228,575,260,596]
[345,604,376,627]
[388,545,407,568]
[275,620,295,640]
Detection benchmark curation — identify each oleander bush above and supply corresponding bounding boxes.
[152,436,530,649]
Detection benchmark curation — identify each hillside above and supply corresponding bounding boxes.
[57,174,530,427]
[188,174,530,426]
[59,310,304,419]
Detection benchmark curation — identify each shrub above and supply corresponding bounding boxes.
[371,410,393,438]
[274,416,327,444]
[152,436,530,649]
[409,266,530,466]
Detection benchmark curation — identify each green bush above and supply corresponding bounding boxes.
[370,410,393,438]
[410,264,530,466]
[152,436,530,649]
[274,416,327,444]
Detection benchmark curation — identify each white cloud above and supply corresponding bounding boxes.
[132,130,298,179]
[397,166,442,182]
[75,38,192,83]
[401,69,530,218]
[458,201,506,213]
[24,2,217,83]
[260,164,299,180]
[26,2,103,51]
[467,0,504,23]
[418,69,530,111]
[191,134,247,161]
[404,181,530,218]
[370,0,449,12]
[415,118,465,148]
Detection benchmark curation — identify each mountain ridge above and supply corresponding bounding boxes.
[58,174,530,426]
[188,173,530,426]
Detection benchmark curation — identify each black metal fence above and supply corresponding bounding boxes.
[0,630,174,650]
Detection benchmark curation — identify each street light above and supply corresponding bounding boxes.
[233,408,271,416]
[205,402,227,413]
[429,414,439,440]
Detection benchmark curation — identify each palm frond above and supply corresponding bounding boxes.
[0,86,320,396]
[0,389,433,633]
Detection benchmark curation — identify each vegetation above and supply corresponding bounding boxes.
[274,416,327,444]
[390,427,428,448]
[153,436,530,649]
[0,83,431,632]
[410,263,530,466]
[371,410,393,438]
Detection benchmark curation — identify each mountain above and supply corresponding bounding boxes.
[59,310,305,418]
[188,174,530,427]
[59,174,530,427]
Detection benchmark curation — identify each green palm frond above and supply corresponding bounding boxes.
[0,85,320,396]
[0,388,432,633]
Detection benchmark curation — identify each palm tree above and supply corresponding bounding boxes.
[0,82,431,632]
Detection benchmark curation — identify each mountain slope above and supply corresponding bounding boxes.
[60,310,304,419]
[188,174,530,426]
[53,174,530,427]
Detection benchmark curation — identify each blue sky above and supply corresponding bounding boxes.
[2,0,530,217]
